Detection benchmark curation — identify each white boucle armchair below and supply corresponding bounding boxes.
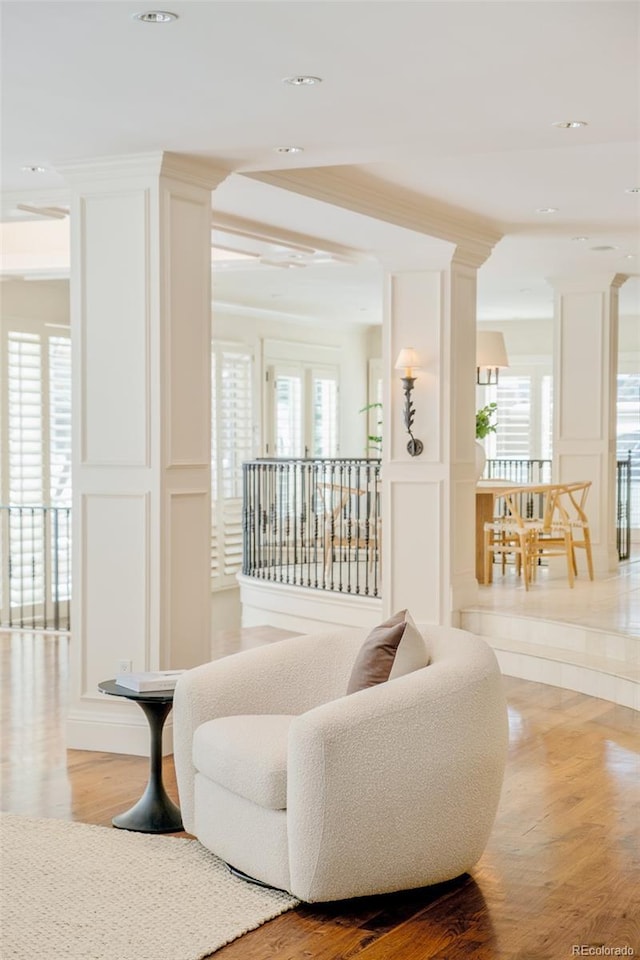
[173,625,508,903]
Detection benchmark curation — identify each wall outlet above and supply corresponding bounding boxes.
[117,659,133,674]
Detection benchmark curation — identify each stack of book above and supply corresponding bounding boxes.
[114,670,186,692]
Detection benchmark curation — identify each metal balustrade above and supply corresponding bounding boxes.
[0,454,631,631]
[242,458,382,597]
[0,505,71,631]
[484,458,553,484]
[616,452,632,561]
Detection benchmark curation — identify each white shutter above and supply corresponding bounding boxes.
[7,332,43,505]
[487,376,532,459]
[49,336,72,505]
[211,345,253,588]
[541,375,553,461]
[274,372,303,458]
[617,373,640,529]
[312,374,338,457]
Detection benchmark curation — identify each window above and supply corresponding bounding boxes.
[482,369,552,461]
[617,372,640,530]
[211,345,254,588]
[1,322,72,624]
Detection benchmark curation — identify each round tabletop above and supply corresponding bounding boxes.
[98,680,176,703]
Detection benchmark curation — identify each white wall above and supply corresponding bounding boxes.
[478,315,639,370]
[1,279,70,327]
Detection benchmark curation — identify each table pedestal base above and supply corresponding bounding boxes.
[111,698,183,834]
[112,783,183,834]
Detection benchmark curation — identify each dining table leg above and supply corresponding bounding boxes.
[476,491,496,584]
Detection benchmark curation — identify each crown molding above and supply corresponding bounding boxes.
[244,165,503,263]
[212,210,362,262]
[55,151,230,191]
[547,273,630,293]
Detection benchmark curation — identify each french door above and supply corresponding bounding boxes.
[266,362,339,458]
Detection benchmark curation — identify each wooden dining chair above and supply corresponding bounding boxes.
[531,481,594,584]
[483,489,539,590]
[316,482,381,577]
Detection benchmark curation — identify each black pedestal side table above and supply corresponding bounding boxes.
[98,680,183,834]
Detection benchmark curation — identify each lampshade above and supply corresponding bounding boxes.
[394,348,421,377]
[476,331,508,369]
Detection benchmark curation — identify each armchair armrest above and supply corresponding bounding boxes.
[173,629,365,832]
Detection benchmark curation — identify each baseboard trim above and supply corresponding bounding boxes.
[66,701,174,756]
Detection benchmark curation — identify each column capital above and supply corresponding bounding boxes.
[452,241,494,270]
[547,273,630,294]
[56,151,230,191]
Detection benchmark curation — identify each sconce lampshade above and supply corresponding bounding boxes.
[394,347,422,378]
[476,331,508,385]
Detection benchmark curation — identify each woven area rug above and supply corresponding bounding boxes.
[0,814,298,960]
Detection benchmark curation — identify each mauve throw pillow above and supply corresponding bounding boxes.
[346,610,430,694]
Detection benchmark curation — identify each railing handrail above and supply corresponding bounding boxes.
[0,503,71,509]
[246,457,382,464]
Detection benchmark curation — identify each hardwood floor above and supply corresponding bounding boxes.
[1,629,638,959]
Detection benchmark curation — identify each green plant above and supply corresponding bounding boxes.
[360,402,382,454]
[476,402,498,440]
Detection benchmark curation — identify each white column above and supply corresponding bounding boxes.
[382,245,490,626]
[550,273,627,576]
[60,153,228,754]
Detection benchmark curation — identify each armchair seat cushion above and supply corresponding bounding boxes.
[192,714,294,810]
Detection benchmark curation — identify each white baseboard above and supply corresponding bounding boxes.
[66,699,174,757]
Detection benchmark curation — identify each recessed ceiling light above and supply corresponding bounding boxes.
[552,120,588,129]
[536,207,559,214]
[282,76,322,86]
[274,146,304,154]
[623,254,635,260]
[625,186,640,194]
[591,245,618,252]
[571,236,590,241]
[133,10,178,23]
[21,165,47,173]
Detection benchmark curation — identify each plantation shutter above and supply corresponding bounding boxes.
[211,345,253,587]
[7,332,43,505]
[312,373,338,457]
[617,373,640,529]
[495,376,532,458]
[48,336,72,505]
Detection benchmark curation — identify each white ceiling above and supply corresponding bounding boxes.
[1,1,639,324]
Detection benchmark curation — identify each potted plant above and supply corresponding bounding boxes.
[475,402,497,478]
[360,401,382,455]
[476,402,498,441]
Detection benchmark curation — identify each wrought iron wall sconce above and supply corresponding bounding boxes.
[395,347,423,457]
[476,331,509,385]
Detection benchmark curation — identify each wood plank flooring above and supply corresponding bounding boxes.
[1,629,639,959]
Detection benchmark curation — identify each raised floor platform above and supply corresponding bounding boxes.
[460,558,639,711]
